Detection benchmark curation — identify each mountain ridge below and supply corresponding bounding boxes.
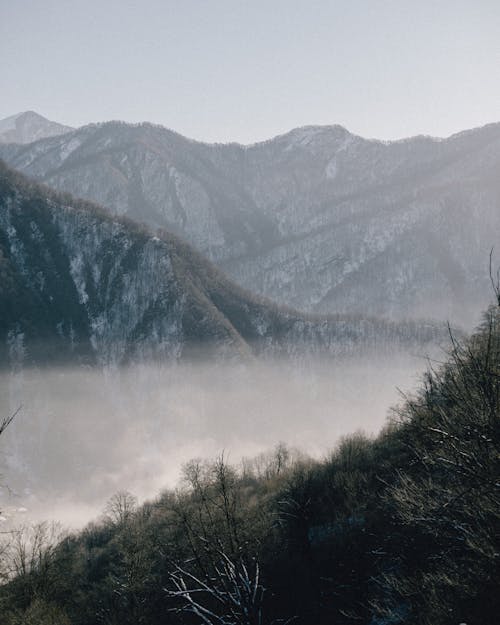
[5,109,500,148]
[1,117,499,325]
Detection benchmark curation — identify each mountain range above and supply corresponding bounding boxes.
[0,161,439,367]
[1,113,499,326]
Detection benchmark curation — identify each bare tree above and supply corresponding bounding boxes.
[167,550,265,625]
[166,455,292,625]
[104,490,138,525]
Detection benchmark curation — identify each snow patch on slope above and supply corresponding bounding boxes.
[60,137,83,161]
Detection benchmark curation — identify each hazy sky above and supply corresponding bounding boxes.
[2,0,500,143]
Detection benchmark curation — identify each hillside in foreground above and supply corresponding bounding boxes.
[0,306,498,625]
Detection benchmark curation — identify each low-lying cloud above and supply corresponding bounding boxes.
[0,352,431,528]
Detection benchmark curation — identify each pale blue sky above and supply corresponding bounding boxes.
[2,0,500,143]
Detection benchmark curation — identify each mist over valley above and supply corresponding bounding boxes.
[0,352,428,528]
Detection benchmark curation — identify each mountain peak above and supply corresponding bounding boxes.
[289,123,350,135]
[0,110,73,144]
[265,124,358,155]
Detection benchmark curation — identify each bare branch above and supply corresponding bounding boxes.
[166,551,265,625]
[489,247,500,306]
[0,406,21,438]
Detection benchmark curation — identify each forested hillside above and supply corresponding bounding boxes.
[1,306,498,625]
[0,161,442,367]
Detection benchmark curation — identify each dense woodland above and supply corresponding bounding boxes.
[0,305,498,625]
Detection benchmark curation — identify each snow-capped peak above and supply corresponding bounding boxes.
[0,110,73,144]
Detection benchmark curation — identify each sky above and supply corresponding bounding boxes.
[2,0,500,144]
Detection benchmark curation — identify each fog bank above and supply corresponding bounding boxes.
[0,354,430,527]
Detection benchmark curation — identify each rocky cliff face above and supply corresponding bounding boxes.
[0,162,441,368]
[1,120,499,325]
[0,111,73,144]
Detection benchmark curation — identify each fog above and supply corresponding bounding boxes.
[0,353,431,528]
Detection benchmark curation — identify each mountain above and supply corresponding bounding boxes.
[0,111,73,144]
[0,161,440,368]
[1,120,498,326]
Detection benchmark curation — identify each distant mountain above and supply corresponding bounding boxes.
[1,120,499,325]
[0,111,73,144]
[0,161,440,367]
